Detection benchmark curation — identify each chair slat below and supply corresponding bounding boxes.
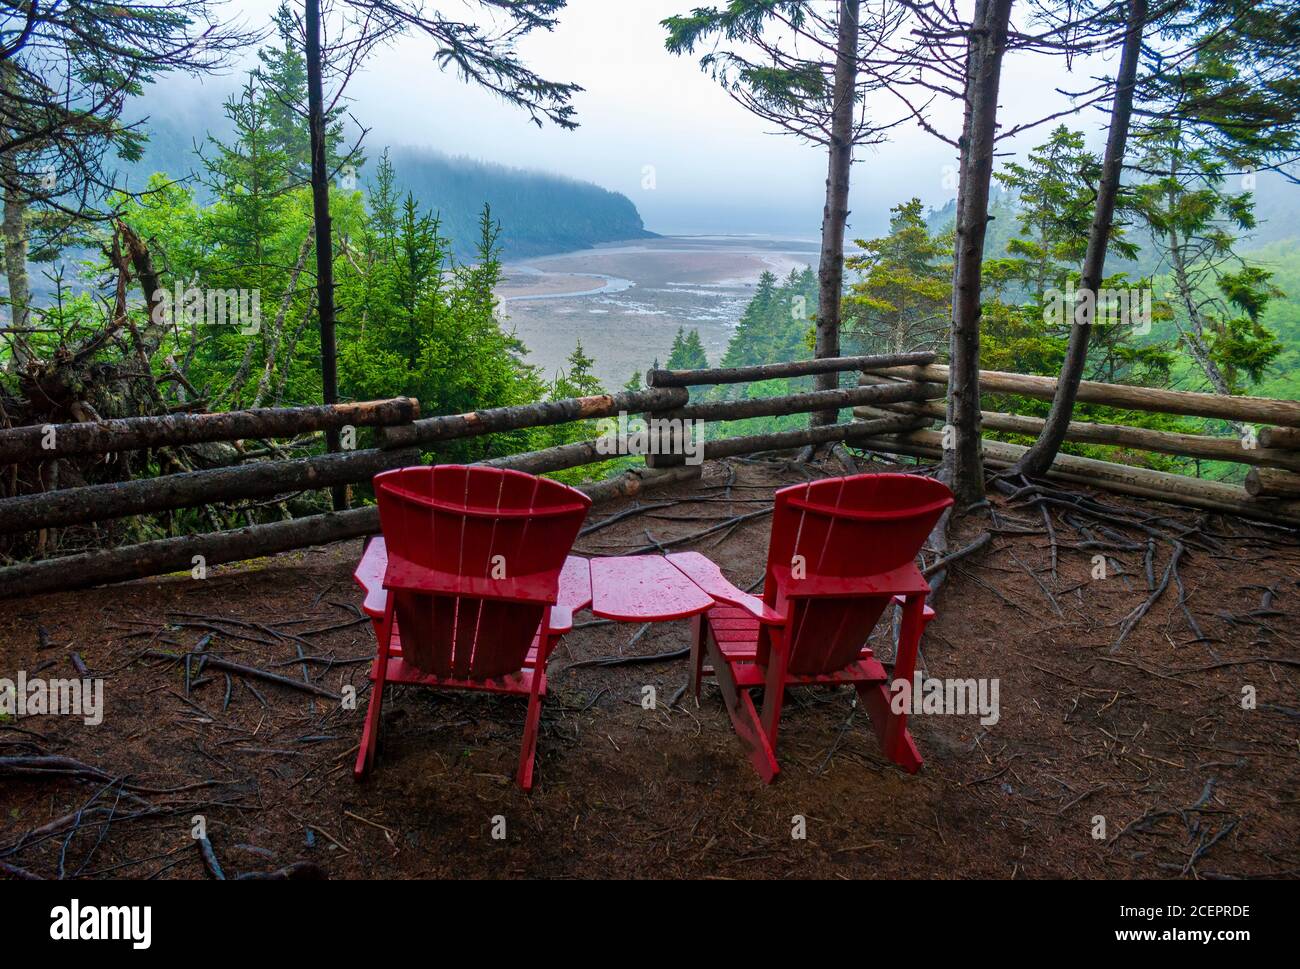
[374,466,591,679]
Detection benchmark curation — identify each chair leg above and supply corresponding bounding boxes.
[354,667,386,780]
[690,613,707,699]
[861,592,926,773]
[857,682,922,773]
[516,671,545,791]
[705,633,779,783]
[758,642,789,754]
[354,603,393,781]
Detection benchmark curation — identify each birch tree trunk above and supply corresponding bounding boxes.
[1,153,30,369]
[253,226,316,408]
[1169,230,1234,396]
[0,60,31,370]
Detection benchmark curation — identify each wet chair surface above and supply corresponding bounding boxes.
[680,473,953,782]
[351,465,593,790]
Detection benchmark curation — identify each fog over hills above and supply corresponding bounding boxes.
[115,88,653,261]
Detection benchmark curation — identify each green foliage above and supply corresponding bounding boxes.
[38,27,630,512]
[666,327,709,371]
[844,198,952,355]
[1130,119,1284,394]
[695,267,825,437]
[1233,236,1300,404]
[340,201,547,463]
[254,3,351,183]
[535,340,632,484]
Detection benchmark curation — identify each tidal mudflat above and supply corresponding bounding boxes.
[496,235,817,388]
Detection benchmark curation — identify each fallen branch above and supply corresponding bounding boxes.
[196,836,226,880]
[922,532,992,577]
[144,650,341,700]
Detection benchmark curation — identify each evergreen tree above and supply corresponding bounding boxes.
[665,327,709,401]
[844,198,952,355]
[255,3,352,185]
[552,340,603,399]
[1131,120,1284,395]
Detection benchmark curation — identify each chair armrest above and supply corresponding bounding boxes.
[545,557,590,636]
[353,537,389,619]
[556,555,592,615]
[665,551,785,624]
[546,604,575,635]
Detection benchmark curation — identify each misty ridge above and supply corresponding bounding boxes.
[113,88,652,261]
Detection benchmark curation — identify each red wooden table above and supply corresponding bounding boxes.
[588,554,717,622]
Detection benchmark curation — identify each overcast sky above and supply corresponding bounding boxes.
[182,0,1127,237]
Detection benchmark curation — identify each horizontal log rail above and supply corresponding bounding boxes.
[665,380,939,423]
[0,446,421,535]
[3,351,1297,597]
[1245,467,1300,499]
[847,428,1300,527]
[647,351,934,388]
[0,398,420,463]
[862,363,1300,428]
[482,414,926,475]
[0,448,700,598]
[0,378,937,537]
[855,398,1300,473]
[0,508,382,600]
[377,387,686,449]
[649,414,927,467]
[1260,426,1300,449]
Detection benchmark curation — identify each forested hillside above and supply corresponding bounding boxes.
[384,146,652,259]
[115,100,649,262]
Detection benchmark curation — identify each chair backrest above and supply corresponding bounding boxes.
[373,465,591,679]
[762,473,953,675]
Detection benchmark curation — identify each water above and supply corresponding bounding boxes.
[496,235,818,388]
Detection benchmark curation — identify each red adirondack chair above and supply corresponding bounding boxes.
[670,472,953,783]
[352,465,593,790]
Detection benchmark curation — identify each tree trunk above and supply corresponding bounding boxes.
[1244,467,1300,499]
[647,350,933,387]
[0,59,31,370]
[0,445,420,534]
[862,397,1300,471]
[1014,0,1146,477]
[945,0,1013,507]
[0,397,419,464]
[848,428,1300,526]
[304,0,345,510]
[253,225,315,407]
[2,155,30,367]
[812,0,860,426]
[1168,227,1234,396]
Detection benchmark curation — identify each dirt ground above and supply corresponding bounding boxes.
[2,455,1297,880]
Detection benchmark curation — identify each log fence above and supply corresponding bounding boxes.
[1,348,1296,598]
[852,364,1300,526]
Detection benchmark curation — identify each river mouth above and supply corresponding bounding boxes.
[496,235,819,388]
